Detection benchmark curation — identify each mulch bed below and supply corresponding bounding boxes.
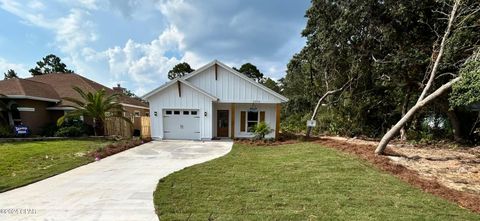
[89,137,152,159]
[314,137,480,213]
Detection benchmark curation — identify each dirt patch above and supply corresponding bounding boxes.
[389,147,480,194]
[89,138,152,159]
[314,136,480,213]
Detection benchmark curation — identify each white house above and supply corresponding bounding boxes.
[142,60,288,140]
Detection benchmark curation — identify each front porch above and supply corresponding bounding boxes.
[212,102,281,139]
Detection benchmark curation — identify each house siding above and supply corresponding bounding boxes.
[12,100,54,135]
[188,65,283,103]
[232,103,277,139]
[148,83,213,140]
[144,60,287,140]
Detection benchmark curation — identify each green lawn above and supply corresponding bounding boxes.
[0,139,110,192]
[154,143,480,220]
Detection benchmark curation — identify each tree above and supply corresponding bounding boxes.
[168,62,194,80]
[262,78,281,93]
[57,87,131,136]
[4,69,18,80]
[449,56,480,108]
[29,54,74,76]
[284,0,479,140]
[375,0,479,154]
[306,79,353,137]
[123,89,147,103]
[234,63,264,82]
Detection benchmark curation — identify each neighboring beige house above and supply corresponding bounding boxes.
[0,73,149,135]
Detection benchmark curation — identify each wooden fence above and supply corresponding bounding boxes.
[104,117,132,138]
[104,116,151,138]
[140,116,151,138]
[104,115,151,138]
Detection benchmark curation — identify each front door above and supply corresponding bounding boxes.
[217,110,229,137]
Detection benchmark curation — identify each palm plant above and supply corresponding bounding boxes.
[57,87,132,136]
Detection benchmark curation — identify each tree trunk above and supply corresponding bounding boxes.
[97,119,105,136]
[306,79,352,137]
[399,92,411,140]
[93,118,97,136]
[416,0,459,103]
[438,100,463,142]
[375,77,460,154]
[376,1,460,154]
[446,109,462,142]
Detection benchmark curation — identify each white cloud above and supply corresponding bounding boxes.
[77,0,99,10]
[0,58,29,78]
[27,0,45,10]
[0,0,308,95]
[55,9,97,53]
[0,0,97,53]
[78,25,205,95]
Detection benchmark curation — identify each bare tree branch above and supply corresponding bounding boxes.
[306,78,354,137]
[417,0,459,103]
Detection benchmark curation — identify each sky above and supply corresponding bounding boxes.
[0,0,310,96]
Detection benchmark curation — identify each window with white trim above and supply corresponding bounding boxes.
[134,111,140,117]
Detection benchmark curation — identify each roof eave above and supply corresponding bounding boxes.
[3,95,60,103]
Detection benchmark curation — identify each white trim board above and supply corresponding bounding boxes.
[17,107,35,112]
[182,60,289,102]
[46,107,76,111]
[141,60,288,103]
[120,103,150,110]
[142,79,219,101]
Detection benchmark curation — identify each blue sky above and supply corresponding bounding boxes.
[0,0,310,95]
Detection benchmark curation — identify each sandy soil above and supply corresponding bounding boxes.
[324,136,480,194]
[314,136,480,213]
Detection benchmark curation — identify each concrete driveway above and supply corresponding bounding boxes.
[0,140,232,221]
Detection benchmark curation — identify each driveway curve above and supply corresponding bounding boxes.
[0,140,233,221]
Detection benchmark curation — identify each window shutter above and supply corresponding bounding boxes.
[260,111,265,122]
[240,111,246,132]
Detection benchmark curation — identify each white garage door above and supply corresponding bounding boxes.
[163,109,200,140]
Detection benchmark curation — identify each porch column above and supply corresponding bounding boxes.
[231,103,235,139]
[275,103,281,139]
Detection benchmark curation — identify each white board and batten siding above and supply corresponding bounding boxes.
[187,65,284,104]
[235,103,276,139]
[148,82,213,140]
[143,60,288,140]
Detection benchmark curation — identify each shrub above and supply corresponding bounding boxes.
[252,122,272,140]
[41,123,58,137]
[281,113,309,134]
[54,126,85,137]
[54,121,89,137]
[47,120,93,137]
[0,125,13,138]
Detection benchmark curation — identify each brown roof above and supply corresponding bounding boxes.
[24,73,148,108]
[0,78,60,101]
